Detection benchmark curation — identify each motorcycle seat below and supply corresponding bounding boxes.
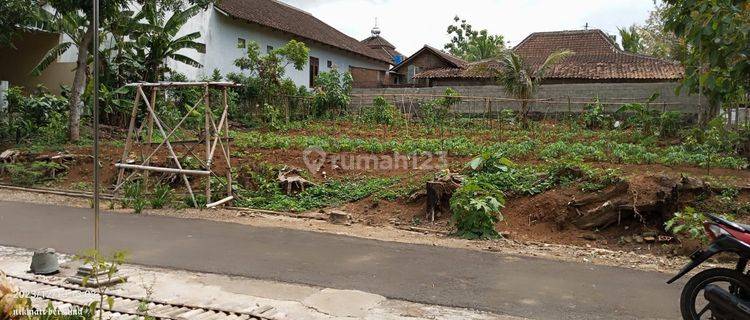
[708,213,750,233]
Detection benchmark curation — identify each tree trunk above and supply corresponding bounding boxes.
[68,22,95,142]
[520,101,529,127]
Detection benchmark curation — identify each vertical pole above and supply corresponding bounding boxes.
[204,84,211,206]
[144,87,156,190]
[92,0,100,252]
[224,88,232,203]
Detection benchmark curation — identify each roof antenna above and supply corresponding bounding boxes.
[371,17,381,37]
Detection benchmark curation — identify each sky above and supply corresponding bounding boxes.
[280,0,658,56]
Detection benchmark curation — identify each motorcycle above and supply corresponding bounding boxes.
[667,213,750,319]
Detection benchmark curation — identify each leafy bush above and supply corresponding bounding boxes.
[1,86,68,144]
[1,163,43,186]
[262,103,283,130]
[466,151,514,173]
[312,69,353,118]
[150,183,173,209]
[236,177,398,212]
[582,97,613,130]
[450,180,505,239]
[360,96,404,125]
[122,181,147,214]
[664,207,730,244]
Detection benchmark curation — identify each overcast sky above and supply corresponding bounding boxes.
[280,0,658,55]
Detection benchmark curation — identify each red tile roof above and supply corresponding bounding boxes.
[415,29,684,81]
[215,0,391,64]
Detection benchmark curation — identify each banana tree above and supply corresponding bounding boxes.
[129,2,205,83]
[496,49,572,125]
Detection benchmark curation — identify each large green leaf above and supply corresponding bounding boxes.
[30,41,73,76]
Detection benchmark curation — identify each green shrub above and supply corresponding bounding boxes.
[1,163,43,186]
[312,69,353,118]
[1,86,68,144]
[360,96,404,125]
[450,180,505,239]
[122,181,147,214]
[262,103,283,130]
[582,97,612,130]
[665,207,712,244]
[150,183,173,209]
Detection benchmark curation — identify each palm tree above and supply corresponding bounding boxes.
[496,49,573,125]
[618,25,644,54]
[130,2,205,83]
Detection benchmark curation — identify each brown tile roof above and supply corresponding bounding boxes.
[215,0,390,64]
[392,45,467,72]
[361,36,404,62]
[415,29,684,81]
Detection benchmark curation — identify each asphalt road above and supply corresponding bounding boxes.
[0,201,683,319]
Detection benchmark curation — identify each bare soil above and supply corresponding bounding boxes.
[2,132,749,260]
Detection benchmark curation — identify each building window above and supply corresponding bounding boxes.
[327,60,333,68]
[267,45,274,53]
[237,38,246,48]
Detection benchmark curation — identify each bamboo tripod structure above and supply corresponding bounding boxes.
[113,82,239,208]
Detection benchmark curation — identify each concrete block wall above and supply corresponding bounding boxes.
[351,82,702,115]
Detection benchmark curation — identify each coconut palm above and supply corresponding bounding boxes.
[496,49,573,125]
[618,25,644,54]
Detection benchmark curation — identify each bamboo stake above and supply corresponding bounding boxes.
[223,88,233,203]
[144,87,156,190]
[115,87,141,192]
[138,87,198,208]
[204,84,211,205]
[112,92,208,193]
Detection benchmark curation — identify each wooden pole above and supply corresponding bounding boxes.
[204,84,211,205]
[144,87,156,190]
[138,87,198,208]
[223,89,233,203]
[115,86,141,192]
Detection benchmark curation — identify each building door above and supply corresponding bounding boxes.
[309,57,319,87]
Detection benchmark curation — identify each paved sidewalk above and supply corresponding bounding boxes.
[0,246,518,320]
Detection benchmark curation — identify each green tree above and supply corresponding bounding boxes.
[663,0,750,124]
[0,0,43,48]
[129,1,206,83]
[444,16,505,62]
[638,2,686,60]
[30,0,130,142]
[230,39,309,103]
[495,49,572,125]
[618,25,644,53]
[312,69,353,118]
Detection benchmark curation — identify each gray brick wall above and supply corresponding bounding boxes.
[351,82,702,115]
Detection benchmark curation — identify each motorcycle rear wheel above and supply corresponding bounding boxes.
[680,267,750,320]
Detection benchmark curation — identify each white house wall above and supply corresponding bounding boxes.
[169,6,387,88]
